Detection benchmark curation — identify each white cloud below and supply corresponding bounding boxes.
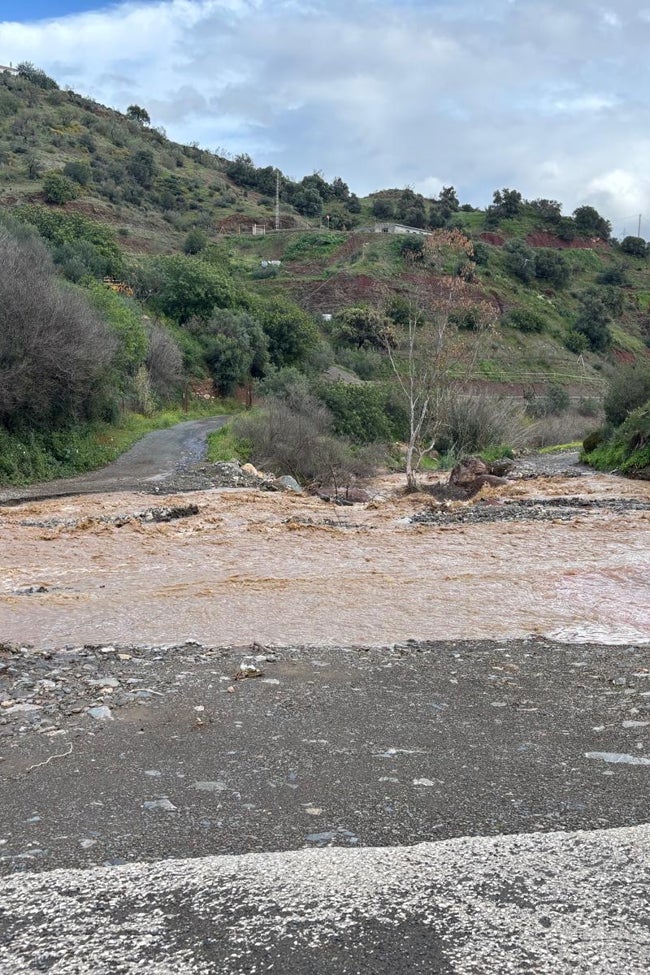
[1,0,649,225]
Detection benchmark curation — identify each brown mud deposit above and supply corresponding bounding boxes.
[2,467,649,649]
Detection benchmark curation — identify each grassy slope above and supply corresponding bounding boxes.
[1,70,650,458]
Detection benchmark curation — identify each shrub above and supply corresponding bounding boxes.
[573,291,612,351]
[17,62,59,90]
[603,362,650,426]
[42,171,78,204]
[564,329,589,354]
[252,296,319,368]
[399,236,425,261]
[470,241,490,266]
[331,306,395,349]
[534,249,570,288]
[63,160,92,186]
[316,382,396,443]
[597,265,628,286]
[449,307,485,331]
[0,228,116,428]
[145,321,183,402]
[583,429,605,453]
[438,393,528,455]
[584,403,650,476]
[620,236,647,258]
[503,239,535,283]
[573,205,611,240]
[503,307,546,333]
[189,308,269,395]
[183,229,208,254]
[85,281,148,380]
[126,104,150,126]
[15,205,124,278]
[132,254,236,324]
[372,198,394,219]
[233,387,378,485]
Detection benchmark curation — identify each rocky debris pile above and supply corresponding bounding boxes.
[144,462,306,495]
[448,456,511,497]
[411,496,650,527]
[283,516,369,530]
[0,641,277,740]
[314,485,372,504]
[20,504,199,530]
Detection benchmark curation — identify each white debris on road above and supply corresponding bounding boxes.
[1,824,648,974]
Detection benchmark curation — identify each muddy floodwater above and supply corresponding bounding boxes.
[1,469,649,648]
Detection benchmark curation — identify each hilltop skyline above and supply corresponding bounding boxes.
[1,0,649,237]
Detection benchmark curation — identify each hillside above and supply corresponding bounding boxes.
[1,63,650,484]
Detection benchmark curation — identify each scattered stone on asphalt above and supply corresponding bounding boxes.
[2,638,650,883]
[585,751,650,766]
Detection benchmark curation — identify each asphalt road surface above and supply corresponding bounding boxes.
[1,639,649,972]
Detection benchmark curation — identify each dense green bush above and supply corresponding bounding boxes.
[189,308,268,395]
[534,249,570,288]
[15,205,124,278]
[583,402,650,476]
[503,239,535,283]
[42,171,78,204]
[251,296,319,368]
[85,281,148,380]
[316,382,397,443]
[564,329,589,354]
[132,254,236,324]
[597,264,628,286]
[619,236,647,258]
[603,362,650,426]
[573,294,612,352]
[573,205,611,240]
[503,307,547,333]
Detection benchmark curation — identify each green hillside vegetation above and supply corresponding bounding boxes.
[581,362,650,478]
[1,64,649,485]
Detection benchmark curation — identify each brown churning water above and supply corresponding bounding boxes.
[1,472,649,648]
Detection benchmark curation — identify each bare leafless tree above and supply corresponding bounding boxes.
[382,279,496,489]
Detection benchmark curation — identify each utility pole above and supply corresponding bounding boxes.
[275,170,280,231]
[638,213,642,238]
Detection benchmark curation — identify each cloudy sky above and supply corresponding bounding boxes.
[1,0,648,235]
